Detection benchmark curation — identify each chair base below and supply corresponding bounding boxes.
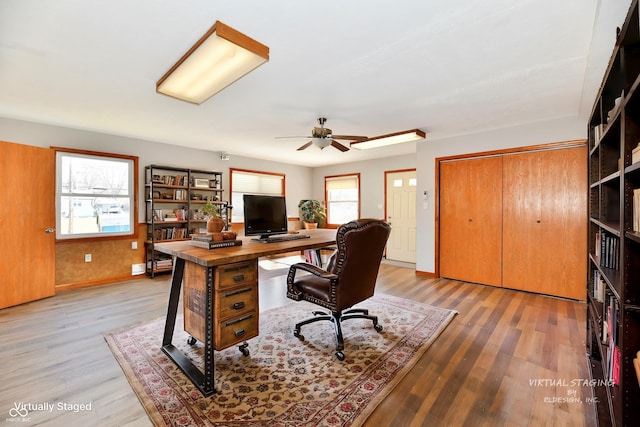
[293,308,383,360]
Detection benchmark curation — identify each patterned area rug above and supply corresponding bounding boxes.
[105,294,456,427]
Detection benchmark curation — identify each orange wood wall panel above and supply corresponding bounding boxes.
[55,223,147,289]
[440,156,503,286]
[502,146,587,299]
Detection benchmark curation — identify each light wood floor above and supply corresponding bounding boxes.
[0,260,595,426]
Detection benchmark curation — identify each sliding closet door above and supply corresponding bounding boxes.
[440,156,503,286]
[502,146,587,299]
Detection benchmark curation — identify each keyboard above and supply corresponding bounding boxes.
[252,234,311,243]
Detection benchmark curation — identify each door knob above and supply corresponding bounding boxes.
[45,228,55,233]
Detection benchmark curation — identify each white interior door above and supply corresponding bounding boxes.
[385,170,416,263]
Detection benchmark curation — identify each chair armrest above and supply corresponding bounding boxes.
[288,262,338,280]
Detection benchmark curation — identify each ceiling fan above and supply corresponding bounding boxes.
[276,117,367,152]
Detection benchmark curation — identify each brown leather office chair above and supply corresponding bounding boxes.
[286,218,391,360]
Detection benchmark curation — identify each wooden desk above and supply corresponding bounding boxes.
[155,229,337,396]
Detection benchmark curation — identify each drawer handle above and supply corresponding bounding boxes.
[232,302,245,310]
[233,274,245,282]
[225,314,253,326]
[225,287,252,297]
[234,329,246,337]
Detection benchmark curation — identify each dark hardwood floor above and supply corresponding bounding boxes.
[0,258,595,426]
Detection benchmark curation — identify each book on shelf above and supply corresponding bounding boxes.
[633,144,640,164]
[173,208,188,221]
[612,345,621,385]
[153,227,186,240]
[604,294,621,384]
[303,249,322,266]
[598,231,620,270]
[592,124,604,144]
[634,351,640,386]
[592,270,606,303]
[147,259,173,269]
[634,188,640,233]
[155,174,189,186]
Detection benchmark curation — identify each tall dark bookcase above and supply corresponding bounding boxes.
[144,165,229,276]
[587,1,640,425]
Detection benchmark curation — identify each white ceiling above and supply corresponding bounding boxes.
[0,0,628,167]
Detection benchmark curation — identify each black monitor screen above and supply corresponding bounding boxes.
[243,195,288,239]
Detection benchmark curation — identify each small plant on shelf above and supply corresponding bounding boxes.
[298,199,326,229]
[201,196,220,218]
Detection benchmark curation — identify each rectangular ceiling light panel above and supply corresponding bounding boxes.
[156,21,269,104]
[350,129,426,149]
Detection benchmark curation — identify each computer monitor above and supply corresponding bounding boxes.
[243,194,288,240]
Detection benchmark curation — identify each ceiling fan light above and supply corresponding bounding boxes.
[313,137,331,149]
[156,21,269,105]
[350,129,426,149]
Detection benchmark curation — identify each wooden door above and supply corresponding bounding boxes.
[385,170,416,263]
[0,141,55,308]
[502,146,587,299]
[440,156,503,286]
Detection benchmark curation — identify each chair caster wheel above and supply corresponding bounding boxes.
[374,324,383,333]
[293,330,304,341]
[239,342,249,357]
[335,351,345,361]
[187,336,197,345]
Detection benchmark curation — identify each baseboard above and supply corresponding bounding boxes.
[415,270,437,278]
[55,275,138,291]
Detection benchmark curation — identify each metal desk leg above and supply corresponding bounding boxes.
[161,258,218,396]
[162,257,184,346]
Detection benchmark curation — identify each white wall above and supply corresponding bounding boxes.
[0,117,313,221]
[312,154,417,220]
[1,115,586,274]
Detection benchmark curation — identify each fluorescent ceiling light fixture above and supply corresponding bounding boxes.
[350,129,426,149]
[156,21,269,105]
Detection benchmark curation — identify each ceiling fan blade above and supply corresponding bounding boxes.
[331,140,350,152]
[297,141,313,151]
[330,134,368,141]
[275,136,312,139]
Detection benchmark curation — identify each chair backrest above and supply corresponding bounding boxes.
[329,218,391,309]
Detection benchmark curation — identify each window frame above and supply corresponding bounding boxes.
[54,147,138,242]
[230,168,286,224]
[324,173,360,228]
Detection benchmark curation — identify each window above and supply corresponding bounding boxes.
[325,173,360,226]
[230,168,285,223]
[55,148,137,240]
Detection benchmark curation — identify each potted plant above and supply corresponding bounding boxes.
[202,197,225,233]
[298,199,326,229]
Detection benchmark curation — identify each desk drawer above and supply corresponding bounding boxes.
[216,284,257,319]
[215,310,258,349]
[216,261,256,289]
